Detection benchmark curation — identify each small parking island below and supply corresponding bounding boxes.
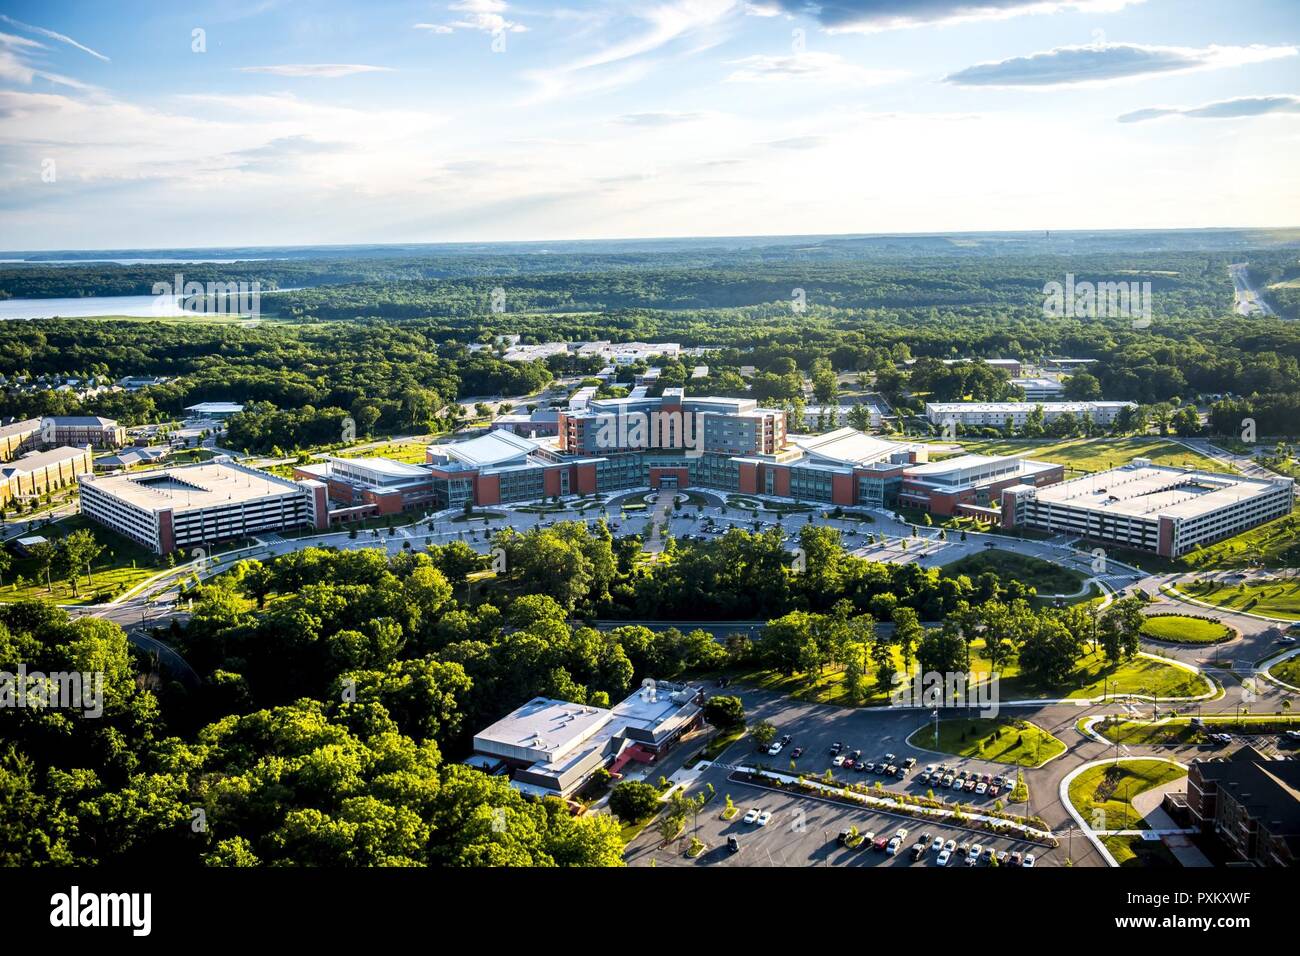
[1138,614,1232,645]
[908,717,1066,768]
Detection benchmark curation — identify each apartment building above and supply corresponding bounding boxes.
[42,415,127,449]
[0,445,94,508]
[926,401,1135,430]
[1001,459,1294,557]
[1185,747,1299,867]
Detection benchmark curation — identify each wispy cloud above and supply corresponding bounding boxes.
[238,63,394,78]
[726,50,907,84]
[755,0,1143,33]
[945,42,1298,88]
[0,14,109,62]
[614,110,707,126]
[1119,94,1300,123]
[417,0,528,36]
[0,29,99,90]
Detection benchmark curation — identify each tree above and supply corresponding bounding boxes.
[749,719,777,749]
[702,695,745,730]
[608,781,661,823]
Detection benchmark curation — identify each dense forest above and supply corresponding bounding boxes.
[1,522,1147,866]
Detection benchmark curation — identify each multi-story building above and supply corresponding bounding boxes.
[897,453,1063,519]
[426,391,929,509]
[1001,459,1294,558]
[468,682,704,799]
[1,446,94,508]
[1185,747,1299,867]
[183,402,244,421]
[42,415,127,449]
[1009,377,1065,401]
[293,456,438,518]
[926,400,1135,430]
[0,418,41,462]
[79,458,328,554]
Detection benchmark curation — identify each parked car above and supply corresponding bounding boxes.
[838,828,853,845]
[864,762,876,773]
[830,742,843,754]
[743,809,759,824]
[780,734,793,746]
[919,831,932,845]
[903,757,917,769]
[791,747,804,758]
[943,839,957,853]
[976,782,988,795]
[883,753,897,763]
[767,742,783,755]
[911,843,926,862]
[1022,854,1036,868]
[873,836,889,851]
[989,785,1001,798]
[832,755,846,767]
[931,836,944,852]
[936,849,952,866]
[886,837,901,855]
[855,762,870,773]
[967,844,983,866]
[727,835,740,853]
[851,749,862,760]
[1010,851,1022,867]
[843,757,856,769]
[757,810,772,827]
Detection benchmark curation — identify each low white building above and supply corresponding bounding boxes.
[926,401,1135,429]
[1010,378,1065,401]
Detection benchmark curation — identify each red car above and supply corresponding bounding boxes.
[874,836,889,851]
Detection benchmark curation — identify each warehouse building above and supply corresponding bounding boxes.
[79,458,328,553]
[1001,459,1294,557]
[468,681,704,799]
[926,400,1135,430]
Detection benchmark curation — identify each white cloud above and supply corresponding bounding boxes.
[237,64,394,78]
[726,50,907,84]
[0,14,109,62]
[945,42,1298,88]
[757,0,1143,34]
[1118,94,1300,123]
[449,0,528,34]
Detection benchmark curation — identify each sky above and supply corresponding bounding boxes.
[1,0,1298,249]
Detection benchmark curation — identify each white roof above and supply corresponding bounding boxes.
[80,460,303,513]
[1030,464,1289,521]
[436,429,541,468]
[325,455,429,479]
[184,402,243,413]
[790,427,911,467]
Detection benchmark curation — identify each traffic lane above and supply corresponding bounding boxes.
[626,763,1062,867]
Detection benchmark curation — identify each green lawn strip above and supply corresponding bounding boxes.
[1103,833,1182,867]
[1092,712,1300,746]
[910,717,1066,768]
[1139,614,1232,644]
[688,726,745,766]
[1179,514,1300,571]
[1176,577,1300,620]
[1270,656,1300,688]
[941,548,1086,596]
[1067,759,1186,832]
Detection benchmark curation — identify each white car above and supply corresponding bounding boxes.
[767,742,783,755]
[950,776,964,789]
[832,755,845,766]
[967,844,983,865]
[924,765,937,775]
[936,849,952,866]
[975,782,988,795]
[886,837,901,855]
[931,836,944,853]
[756,810,772,827]
[743,808,759,825]
[944,839,957,853]
[1022,853,1036,868]
[895,827,910,842]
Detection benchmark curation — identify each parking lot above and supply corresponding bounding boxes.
[625,760,1055,867]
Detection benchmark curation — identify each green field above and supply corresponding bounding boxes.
[1177,576,1300,620]
[1180,514,1300,570]
[1068,760,1186,833]
[1139,614,1232,644]
[910,717,1066,767]
[957,437,1227,477]
[1,515,163,605]
[1103,833,1181,867]
[968,640,1212,701]
[942,549,1087,597]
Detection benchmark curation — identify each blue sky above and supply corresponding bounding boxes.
[1,0,1298,249]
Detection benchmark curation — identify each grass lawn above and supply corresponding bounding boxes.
[691,726,746,765]
[1180,514,1300,570]
[958,437,1227,477]
[968,639,1211,701]
[1092,712,1300,746]
[337,440,431,464]
[942,549,1086,597]
[1139,614,1232,644]
[910,717,1066,767]
[1271,656,1300,688]
[1,514,163,605]
[1177,576,1300,620]
[1067,759,1186,832]
[1103,833,1182,867]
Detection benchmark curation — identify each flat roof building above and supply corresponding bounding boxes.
[1186,746,1300,867]
[470,681,704,798]
[294,455,436,519]
[899,453,1063,519]
[1,445,94,507]
[1010,377,1065,401]
[1002,459,1294,557]
[184,402,244,420]
[80,458,328,553]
